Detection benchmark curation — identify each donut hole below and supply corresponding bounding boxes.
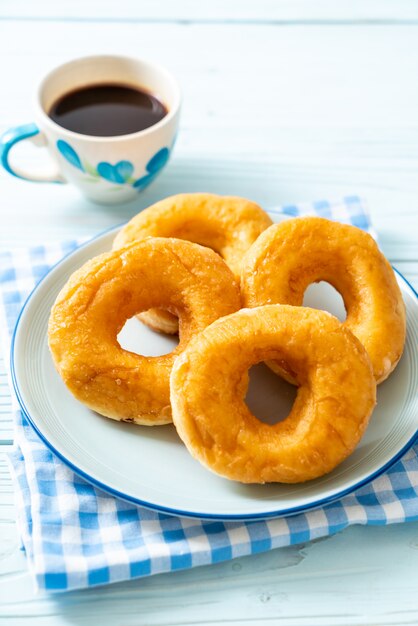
[303,281,346,321]
[117,314,179,356]
[245,363,298,425]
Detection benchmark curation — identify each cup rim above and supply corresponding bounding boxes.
[35,54,181,142]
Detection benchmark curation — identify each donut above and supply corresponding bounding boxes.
[241,217,406,384]
[171,305,376,484]
[48,238,241,425]
[113,193,272,334]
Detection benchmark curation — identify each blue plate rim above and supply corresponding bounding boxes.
[9,224,418,521]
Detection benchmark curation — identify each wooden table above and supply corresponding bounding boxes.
[1,2,418,624]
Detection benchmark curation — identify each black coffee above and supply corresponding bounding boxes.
[49,84,168,136]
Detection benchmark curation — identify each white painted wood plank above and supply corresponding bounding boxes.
[1,154,418,261]
[2,23,418,131]
[0,503,418,626]
[2,0,418,23]
[0,22,418,259]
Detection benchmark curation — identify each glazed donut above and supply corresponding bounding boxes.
[48,238,241,425]
[113,193,272,334]
[241,217,406,384]
[171,305,376,484]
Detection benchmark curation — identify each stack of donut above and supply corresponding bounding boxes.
[48,193,406,484]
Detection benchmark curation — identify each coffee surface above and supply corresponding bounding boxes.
[49,84,167,136]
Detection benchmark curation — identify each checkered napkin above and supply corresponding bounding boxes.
[1,196,417,593]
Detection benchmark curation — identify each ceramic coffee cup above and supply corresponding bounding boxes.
[0,55,181,204]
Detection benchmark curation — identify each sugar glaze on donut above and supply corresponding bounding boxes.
[171,305,376,483]
[114,193,272,334]
[241,217,406,383]
[48,238,241,425]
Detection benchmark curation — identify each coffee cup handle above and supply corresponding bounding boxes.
[0,123,66,183]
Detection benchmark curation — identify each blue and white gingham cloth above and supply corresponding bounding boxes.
[1,196,417,593]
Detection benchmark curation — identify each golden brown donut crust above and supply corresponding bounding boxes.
[171,305,376,484]
[113,193,272,334]
[48,238,241,425]
[241,217,406,384]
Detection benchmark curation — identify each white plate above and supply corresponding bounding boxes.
[11,214,418,520]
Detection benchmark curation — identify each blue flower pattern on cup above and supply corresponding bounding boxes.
[56,140,84,173]
[56,140,169,191]
[133,147,169,190]
[97,161,134,184]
